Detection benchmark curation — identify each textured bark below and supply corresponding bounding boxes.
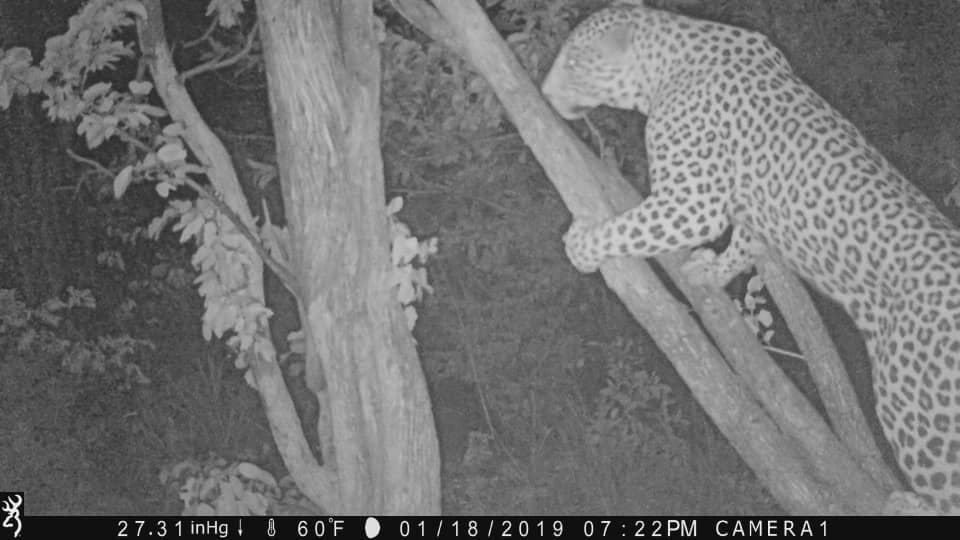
[138,0,337,512]
[757,256,900,492]
[257,0,440,514]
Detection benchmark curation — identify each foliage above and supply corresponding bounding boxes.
[735,275,774,345]
[1,0,435,385]
[381,1,575,175]
[0,0,259,369]
[388,197,438,330]
[586,338,686,456]
[205,0,247,28]
[0,288,153,388]
[0,0,147,119]
[160,453,318,516]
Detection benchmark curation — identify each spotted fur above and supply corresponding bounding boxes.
[542,4,960,513]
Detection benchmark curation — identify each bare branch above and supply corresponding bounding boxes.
[66,149,113,197]
[67,148,113,179]
[115,130,153,154]
[181,17,218,50]
[179,25,259,82]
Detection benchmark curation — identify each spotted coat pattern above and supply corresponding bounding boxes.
[541,5,960,513]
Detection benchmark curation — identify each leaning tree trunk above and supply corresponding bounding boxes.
[256,0,441,514]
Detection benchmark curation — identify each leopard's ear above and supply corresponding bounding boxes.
[594,22,633,57]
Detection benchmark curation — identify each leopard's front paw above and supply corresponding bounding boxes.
[563,219,604,273]
[680,248,721,286]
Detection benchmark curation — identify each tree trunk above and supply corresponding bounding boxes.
[139,0,337,512]
[256,0,440,514]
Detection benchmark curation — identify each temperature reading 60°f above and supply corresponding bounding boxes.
[298,518,345,537]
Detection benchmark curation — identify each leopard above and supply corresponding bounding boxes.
[541,3,960,514]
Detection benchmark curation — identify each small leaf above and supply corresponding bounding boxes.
[82,82,112,101]
[158,143,187,163]
[180,215,204,243]
[236,462,278,488]
[386,197,403,215]
[113,165,134,199]
[163,122,185,137]
[129,80,153,96]
[0,82,11,110]
[156,181,174,197]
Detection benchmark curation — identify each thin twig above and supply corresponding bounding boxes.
[181,18,219,49]
[115,130,154,154]
[179,26,259,82]
[762,344,805,361]
[66,149,114,197]
[449,273,524,475]
[66,149,114,179]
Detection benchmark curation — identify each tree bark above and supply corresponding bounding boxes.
[756,256,900,492]
[256,0,440,514]
[138,0,338,512]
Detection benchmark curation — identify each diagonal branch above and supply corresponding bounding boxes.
[181,17,218,50]
[757,256,900,492]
